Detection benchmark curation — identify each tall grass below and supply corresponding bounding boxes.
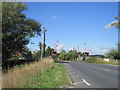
[2,58,53,88]
[23,63,71,88]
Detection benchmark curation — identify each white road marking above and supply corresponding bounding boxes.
[73,83,77,85]
[104,69,109,71]
[82,79,91,86]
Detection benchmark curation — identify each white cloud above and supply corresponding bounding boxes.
[69,48,74,51]
[105,21,118,29]
[99,46,110,50]
[67,46,110,55]
[82,46,110,55]
[98,46,110,55]
[52,16,58,20]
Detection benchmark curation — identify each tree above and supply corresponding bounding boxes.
[38,42,42,54]
[38,42,47,57]
[45,46,54,57]
[2,2,41,60]
[105,17,119,29]
[67,50,78,60]
[58,50,78,60]
[58,50,67,60]
[32,50,41,60]
[105,16,120,59]
[105,49,118,59]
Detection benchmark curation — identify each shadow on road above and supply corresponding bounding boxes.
[55,61,69,63]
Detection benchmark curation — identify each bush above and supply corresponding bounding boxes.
[83,57,98,63]
[105,49,118,59]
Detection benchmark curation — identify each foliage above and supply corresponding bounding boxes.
[38,42,42,52]
[58,50,78,60]
[9,56,20,61]
[89,55,105,58]
[68,50,78,60]
[82,57,120,65]
[32,45,54,59]
[105,49,118,59]
[82,57,98,63]
[2,2,41,60]
[104,15,120,60]
[32,51,40,60]
[108,16,119,29]
[58,50,67,60]
[45,46,54,57]
[38,42,47,57]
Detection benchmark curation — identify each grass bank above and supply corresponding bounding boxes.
[81,57,120,65]
[2,58,53,88]
[23,62,71,88]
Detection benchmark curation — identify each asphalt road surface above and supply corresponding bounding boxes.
[64,61,118,88]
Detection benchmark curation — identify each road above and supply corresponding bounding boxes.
[64,61,118,88]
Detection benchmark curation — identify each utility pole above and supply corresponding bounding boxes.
[42,27,47,57]
[40,39,43,59]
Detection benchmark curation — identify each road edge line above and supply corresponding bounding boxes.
[67,70,75,85]
[63,64,75,85]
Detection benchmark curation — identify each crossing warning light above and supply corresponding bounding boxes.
[52,51,57,56]
[77,52,81,55]
[84,52,89,56]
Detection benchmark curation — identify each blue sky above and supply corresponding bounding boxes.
[24,2,118,55]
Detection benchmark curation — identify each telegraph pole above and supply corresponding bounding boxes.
[42,27,47,57]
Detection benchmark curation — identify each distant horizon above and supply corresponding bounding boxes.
[24,2,118,55]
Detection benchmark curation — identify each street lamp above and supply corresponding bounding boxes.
[42,27,47,57]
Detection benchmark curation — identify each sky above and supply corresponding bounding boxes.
[24,2,118,55]
[8,0,120,2]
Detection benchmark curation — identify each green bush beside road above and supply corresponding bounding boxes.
[81,57,120,65]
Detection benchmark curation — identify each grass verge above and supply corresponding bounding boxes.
[2,58,53,88]
[81,57,120,65]
[23,62,71,88]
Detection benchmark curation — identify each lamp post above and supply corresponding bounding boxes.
[42,27,47,57]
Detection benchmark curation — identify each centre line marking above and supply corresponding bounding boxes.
[104,69,109,71]
[82,79,91,86]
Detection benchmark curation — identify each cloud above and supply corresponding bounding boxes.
[99,46,110,50]
[98,46,110,55]
[83,46,110,55]
[69,48,74,51]
[52,16,58,20]
[56,44,64,52]
[105,21,118,29]
[99,46,110,52]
